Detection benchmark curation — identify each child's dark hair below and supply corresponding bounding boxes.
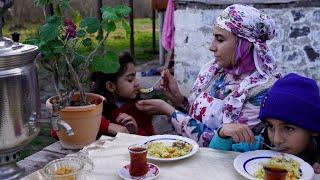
[90,51,135,100]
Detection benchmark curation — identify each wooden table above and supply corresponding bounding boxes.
[18,141,77,177]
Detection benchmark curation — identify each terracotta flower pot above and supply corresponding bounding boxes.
[46,93,105,149]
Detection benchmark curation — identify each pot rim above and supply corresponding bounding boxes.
[45,92,105,112]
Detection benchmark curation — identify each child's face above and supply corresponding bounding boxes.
[114,63,140,100]
[266,118,313,156]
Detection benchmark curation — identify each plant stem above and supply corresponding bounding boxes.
[79,32,110,80]
[51,62,62,100]
[64,54,86,104]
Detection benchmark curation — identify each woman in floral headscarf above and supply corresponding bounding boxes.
[136,4,280,147]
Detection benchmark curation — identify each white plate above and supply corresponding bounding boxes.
[118,163,160,180]
[142,135,199,162]
[233,150,314,180]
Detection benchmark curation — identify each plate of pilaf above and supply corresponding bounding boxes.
[142,135,199,162]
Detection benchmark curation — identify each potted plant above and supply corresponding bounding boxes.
[26,0,131,149]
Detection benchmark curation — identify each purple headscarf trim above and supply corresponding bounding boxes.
[225,37,255,75]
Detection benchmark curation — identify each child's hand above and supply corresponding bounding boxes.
[219,123,255,144]
[136,99,175,116]
[115,113,138,134]
[313,162,320,174]
[108,123,129,135]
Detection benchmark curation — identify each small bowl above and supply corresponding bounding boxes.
[42,157,85,180]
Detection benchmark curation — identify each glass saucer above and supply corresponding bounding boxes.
[118,163,160,180]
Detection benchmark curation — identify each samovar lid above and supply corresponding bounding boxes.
[0,37,38,69]
[0,0,38,69]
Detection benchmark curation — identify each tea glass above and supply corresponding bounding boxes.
[263,166,288,180]
[128,144,148,177]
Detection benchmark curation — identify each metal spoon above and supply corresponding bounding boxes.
[139,77,162,93]
[260,142,285,151]
[81,137,117,151]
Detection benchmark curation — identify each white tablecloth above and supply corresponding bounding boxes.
[22,133,320,180]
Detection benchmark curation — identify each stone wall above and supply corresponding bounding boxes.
[174,0,320,95]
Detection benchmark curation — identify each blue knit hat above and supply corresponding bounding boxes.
[259,73,320,133]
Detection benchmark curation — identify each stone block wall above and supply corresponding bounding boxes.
[174,0,320,95]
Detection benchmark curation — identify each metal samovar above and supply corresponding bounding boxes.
[0,0,40,179]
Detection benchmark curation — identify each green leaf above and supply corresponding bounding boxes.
[72,11,82,24]
[82,38,92,47]
[38,39,63,59]
[101,20,116,32]
[57,60,68,77]
[54,4,62,16]
[96,32,103,41]
[23,37,41,46]
[59,0,70,10]
[71,53,85,72]
[77,29,86,37]
[101,6,120,22]
[40,16,62,42]
[79,17,100,33]
[46,15,61,26]
[90,52,120,73]
[121,19,130,37]
[53,43,64,54]
[39,23,61,42]
[53,46,64,54]
[72,53,85,68]
[38,43,54,60]
[114,5,131,17]
[82,79,91,87]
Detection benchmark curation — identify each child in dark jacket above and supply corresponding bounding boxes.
[209,73,320,174]
[51,52,154,140]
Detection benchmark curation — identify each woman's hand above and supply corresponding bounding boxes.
[115,113,138,134]
[136,99,175,116]
[108,123,129,135]
[313,162,320,174]
[159,69,184,106]
[219,123,255,144]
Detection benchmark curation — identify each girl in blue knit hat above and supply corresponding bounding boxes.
[209,73,320,174]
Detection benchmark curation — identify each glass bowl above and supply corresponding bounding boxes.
[42,157,85,180]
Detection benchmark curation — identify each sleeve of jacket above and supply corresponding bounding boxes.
[208,128,233,151]
[170,110,215,147]
[208,129,264,152]
[99,115,110,135]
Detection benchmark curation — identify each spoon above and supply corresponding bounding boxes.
[81,137,117,152]
[139,77,162,93]
[260,142,285,151]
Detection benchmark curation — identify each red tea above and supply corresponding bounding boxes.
[264,166,288,180]
[128,145,148,177]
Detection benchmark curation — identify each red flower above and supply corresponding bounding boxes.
[64,19,77,39]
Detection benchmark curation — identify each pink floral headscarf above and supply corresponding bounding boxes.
[225,36,255,75]
[216,4,278,76]
[189,4,280,124]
